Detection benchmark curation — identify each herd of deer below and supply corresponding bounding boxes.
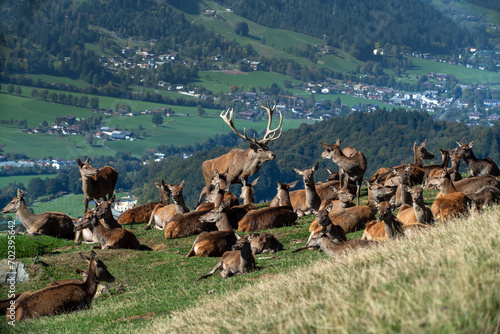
[2,102,500,322]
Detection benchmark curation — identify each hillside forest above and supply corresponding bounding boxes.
[2,108,499,215]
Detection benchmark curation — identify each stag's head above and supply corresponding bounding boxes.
[77,158,98,178]
[2,188,25,213]
[221,102,282,162]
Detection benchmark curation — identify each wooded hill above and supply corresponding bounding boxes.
[135,108,500,206]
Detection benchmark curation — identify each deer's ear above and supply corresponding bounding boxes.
[77,158,84,167]
[289,180,299,188]
[469,140,475,148]
[313,162,319,171]
[251,176,260,187]
[293,167,303,175]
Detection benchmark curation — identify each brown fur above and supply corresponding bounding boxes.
[2,189,74,239]
[117,180,171,224]
[196,236,256,280]
[396,186,434,226]
[9,251,101,321]
[326,201,376,234]
[145,181,190,230]
[238,206,298,232]
[320,140,367,205]
[453,141,500,177]
[291,162,322,216]
[197,103,282,205]
[164,210,217,239]
[77,158,118,213]
[241,232,283,255]
[75,210,140,249]
[186,231,238,257]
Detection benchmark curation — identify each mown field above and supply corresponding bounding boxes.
[1,186,499,333]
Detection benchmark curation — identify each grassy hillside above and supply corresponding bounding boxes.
[1,192,499,333]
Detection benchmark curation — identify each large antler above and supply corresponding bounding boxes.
[220,101,282,146]
[260,101,282,144]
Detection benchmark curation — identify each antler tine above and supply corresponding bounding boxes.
[260,101,283,143]
[220,108,252,142]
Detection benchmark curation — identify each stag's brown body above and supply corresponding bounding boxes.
[77,158,118,212]
[2,189,75,239]
[197,103,282,205]
[10,251,102,321]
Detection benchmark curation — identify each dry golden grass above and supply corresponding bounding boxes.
[142,207,500,334]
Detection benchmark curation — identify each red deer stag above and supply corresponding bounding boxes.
[369,140,434,185]
[9,250,104,321]
[77,158,118,213]
[145,181,190,230]
[117,180,171,224]
[196,235,256,280]
[453,141,500,177]
[2,189,75,239]
[320,140,367,205]
[75,210,141,249]
[197,102,283,206]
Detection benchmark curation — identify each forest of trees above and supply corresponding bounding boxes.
[4,108,499,211]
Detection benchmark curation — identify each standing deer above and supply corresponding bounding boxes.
[196,235,256,280]
[453,141,500,177]
[77,158,118,213]
[117,180,171,224]
[145,181,190,230]
[2,189,75,239]
[197,102,282,206]
[320,141,367,205]
[10,250,104,321]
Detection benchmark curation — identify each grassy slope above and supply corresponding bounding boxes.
[0,174,56,189]
[1,186,499,333]
[0,87,314,159]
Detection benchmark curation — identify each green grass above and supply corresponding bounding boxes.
[1,191,499,333]
[0,174,57,189]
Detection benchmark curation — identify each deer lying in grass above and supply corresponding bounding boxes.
[320,140,367,205]
[467,186,500,209]
[428,153,462,186]
[270,181,298,207]
[364,180,396,204]
[196,235,256,280]
[322,197,376,234]
[2,189,75,239]
[1,252,115,315]
[75,210,141,249]
[117,180,171,224]
[369,140,434,185]
[196,169,240,211]
[145,181,190,230]
[389,164,413,208]
[289,162,321,216]
[186,202,238,257]
[396,186,434,226]
[9,250,104,321]
[429,168,473,222]
[75,196,122,245]
[77,157,118,213]
[421,147,450,182]
[453,141,500,177]
[309,186,355,233]
[239,232,283,255]
[427,169,500,199]
[295,206,375,254]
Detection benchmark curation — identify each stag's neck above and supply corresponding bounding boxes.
[16,199,38,227]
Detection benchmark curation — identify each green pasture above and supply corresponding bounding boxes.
[196,70,302,94]
[406,57,500,84]
[0,174,56,189]
[27,74,90,90]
